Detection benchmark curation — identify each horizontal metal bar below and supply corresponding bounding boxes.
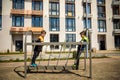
[26,42,89,46]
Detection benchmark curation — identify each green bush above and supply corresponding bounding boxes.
[73,51,77,58]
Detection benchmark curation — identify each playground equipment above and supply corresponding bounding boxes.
[24,31,92,78]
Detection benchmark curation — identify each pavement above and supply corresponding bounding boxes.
[0,50,120,61]
[0,56,120,80]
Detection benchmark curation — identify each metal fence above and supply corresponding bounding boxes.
[24,31,92,79]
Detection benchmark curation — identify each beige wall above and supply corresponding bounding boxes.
[106,0,115,50]
[0,0,12,52]
[91,0,99,50]
[0,0,118,52]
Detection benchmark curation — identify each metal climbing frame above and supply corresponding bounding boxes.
[24,31,92,78]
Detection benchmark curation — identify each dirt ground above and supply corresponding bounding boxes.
[0,56,120,80]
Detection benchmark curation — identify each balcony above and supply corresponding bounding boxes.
[49,0,59,2]
[10,27,43,34]
[11,9,43,16]
[83,13,92,18]
[112,0,120,5]
[83,0,92,3]
[113,29,120,34]
[11,9,24,15]
[113,15,120,19]
[65,0,75,4]
[32,10,43,16]
[32,0,43,1]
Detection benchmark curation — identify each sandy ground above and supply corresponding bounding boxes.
[0,56,120,80]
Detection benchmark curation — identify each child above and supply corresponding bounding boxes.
[74,30,89,69]
[31,30,46,67]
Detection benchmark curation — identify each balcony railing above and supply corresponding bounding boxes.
[49,0,59,2]
[113,29,120,34]
[32,10,43,16]
[113,15,120,19]
[66,0,75,3]
[83,0,92,3]
[112,0,120,5]
[11,9,24,15]
[83,13,92,18]
[10,27,43,34]
[11,9,43,16]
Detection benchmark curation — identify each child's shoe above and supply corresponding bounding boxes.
[31,63,37,67]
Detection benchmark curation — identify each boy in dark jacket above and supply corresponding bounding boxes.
[31,30,46,67]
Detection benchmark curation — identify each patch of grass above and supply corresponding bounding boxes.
[46,51,73,54]
[0,52,24,55]
[0,55,109,63]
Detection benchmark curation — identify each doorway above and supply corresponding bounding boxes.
[98,35,106,50]
[15,40,23,51]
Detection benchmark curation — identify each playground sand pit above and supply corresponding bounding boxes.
[0,56,120,80]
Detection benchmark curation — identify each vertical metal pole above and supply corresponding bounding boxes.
[47,45,55,67]
[84,50,86,70]
[65,45,72,67]
[86,0,89,58]
[56,45,63,67]
[89,30,92,78]
[24,32,27,78]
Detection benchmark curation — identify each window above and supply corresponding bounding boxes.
[49,18,59,31]
[32,16,43,27]
[49,2,59,15]
[98,6,105,18]
[12,15,24,27]
[50,34,59,49]
[114,0,120,1]
[66,18,75,31]
[97,0,105,4]
[66,4,75,16]
[32,1,43,10]
[98,20,106,32]
[113,6,119,15]
[114,36,120,48]
[66,34,76,48]
[0,15,1,29]
[66,0,75,1]
[113,20,120,29]
[83,18,91,29]
[83,3,91,14]
[15,40,23,51]
[13,0,24,9]
[0,0,2,13]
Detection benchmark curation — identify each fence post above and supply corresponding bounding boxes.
[24,32,27,78]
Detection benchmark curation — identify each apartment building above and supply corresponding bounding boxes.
[0,0,120,52]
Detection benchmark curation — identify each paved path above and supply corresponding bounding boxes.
[0,56,120,80]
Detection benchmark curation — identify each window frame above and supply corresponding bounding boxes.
[0,15,2,30]
[12,15,24,27]
[49,2,59,16]
[98,20,106,32]
[97,0,105,4]
[49,17,60,31]
[50,34,59,49]
[32,16,43,27]
[83,3,91,14]
[83,18,92,29]
[65,3,75,16]
[32,1,43,10]
[66,34,76,48]
[66,18,76,32]
[13,0,24,9]
[113,19,120,29]
[97,6,106,18]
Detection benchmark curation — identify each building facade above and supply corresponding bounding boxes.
[0,0,120,52]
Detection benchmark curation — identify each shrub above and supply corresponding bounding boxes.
[73,51,77,58]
